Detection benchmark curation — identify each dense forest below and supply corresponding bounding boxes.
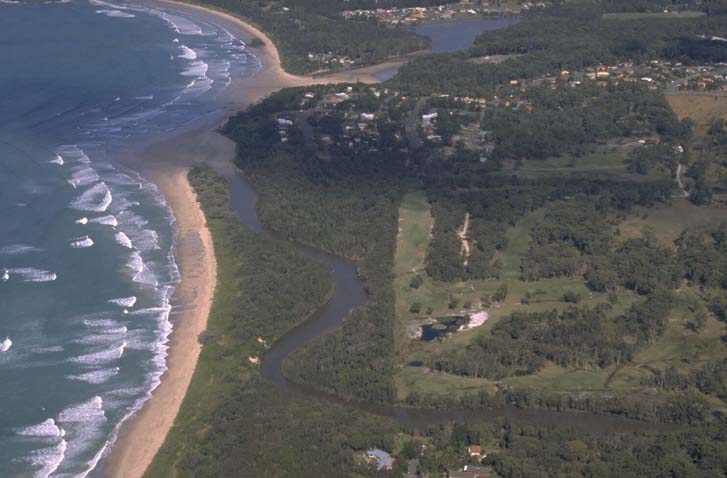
[147,165,400,477]
[415,418,727,478]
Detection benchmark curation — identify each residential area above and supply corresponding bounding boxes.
[341,0,545,25]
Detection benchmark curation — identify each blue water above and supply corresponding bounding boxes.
[0,1,257,476]
[412,17,520,53]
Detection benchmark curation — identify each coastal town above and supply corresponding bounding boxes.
[270,57,726,171]
[341,0,545,25]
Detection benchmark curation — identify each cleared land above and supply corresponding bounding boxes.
[497,145,671,184]
[393,183,727,401]
[617,198,727,249]
[393,198,640,398]
[668,94,727,136]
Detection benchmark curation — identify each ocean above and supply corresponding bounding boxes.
[0,1,257,476]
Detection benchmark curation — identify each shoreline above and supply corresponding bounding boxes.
[101,1,402,476]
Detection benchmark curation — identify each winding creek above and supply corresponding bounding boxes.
[220,168,679,434]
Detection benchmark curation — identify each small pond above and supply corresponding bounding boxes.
[411,17,520,53]
[421,316,467,341]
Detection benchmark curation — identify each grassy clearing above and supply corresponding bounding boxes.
[668,94,727,137]
[394,191,432,277]
[393,193,727,401]
[392,202,647,397]
[394,191,434,324]
[603,11,704,20]
[496,146,669,182]
[617,198,727,248]
[394,366,497,400]
[608,288,727,392]
[499,208,542,280]
[501,363,612,391]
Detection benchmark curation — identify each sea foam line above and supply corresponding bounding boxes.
[7,268,57,283]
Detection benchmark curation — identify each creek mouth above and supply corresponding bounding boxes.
[218,166,678,435]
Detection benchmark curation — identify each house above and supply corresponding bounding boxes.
[366,449,393,470]
[468,444,485,460]
[422,112,438,127]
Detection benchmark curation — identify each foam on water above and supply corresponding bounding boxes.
[126,250,158,287]
[89,214,118,227]
[56,145,91,164]
[7,268,57,283]
[132,229,159,253]
[70,236,95,248]
[96,9,135,18]
[70,182,112,212]
[66,367,119,384]
[156,11,204,36]
[29,439,67,478]
[82,318,119,328]
[49,154,64,165]
[17,418,66,438]
[108,296,136,308]
[58,396,106,423]
[69,341,126,365]
[0,244,43,255]
[68,167,100,188]
[178,44,197,60]
[72,327,128,345]
[181,59,208,77]
[32,345,65,354]
[114,231,133,249]
[88,0,127,8]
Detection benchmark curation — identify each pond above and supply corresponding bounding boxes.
[421,316,467,341]
[412,17,520,53]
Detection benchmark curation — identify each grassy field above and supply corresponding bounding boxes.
[398,285,727,398]
[392,188,727,402]
[497,145,671,183]
[603,11,704,20]
[392,201,645,398]
[617,198,727,248]
[394,366,497,400]
[667,94,727,137]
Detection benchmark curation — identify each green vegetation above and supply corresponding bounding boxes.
[152,2,727,475]
[191,0,431,74]
[602,11,705,19]
[147,165,399,477]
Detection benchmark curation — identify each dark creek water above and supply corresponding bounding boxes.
[222,170,678,435]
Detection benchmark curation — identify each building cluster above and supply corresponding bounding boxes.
[306,51,357,68]
[341,1,540,25]
[274,86,409,154]
[271,57,727,164]
[677,65,727,92]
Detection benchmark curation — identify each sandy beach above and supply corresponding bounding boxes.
[102,1,402,477]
